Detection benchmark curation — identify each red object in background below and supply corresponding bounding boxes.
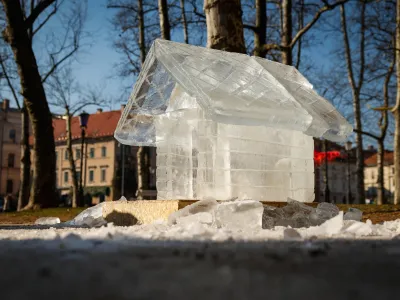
[314,150,341,165]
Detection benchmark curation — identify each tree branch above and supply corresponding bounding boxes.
[0,53,21,110]
[353,129,379,140]
[24,0,57,30]
[32,2,59,36]
[290,0,349,48]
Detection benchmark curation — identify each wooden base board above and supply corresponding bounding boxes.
[103,200,317,226]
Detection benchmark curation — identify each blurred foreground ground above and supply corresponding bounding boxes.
[0,237,400,300]
[1,204,400,225]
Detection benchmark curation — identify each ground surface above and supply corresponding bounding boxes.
[1,204,400,225]
[0,234,400,300]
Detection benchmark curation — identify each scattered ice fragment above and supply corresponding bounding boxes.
[35,217,60,225]
[287,198,314,214]
[307,211,343,237]
[343,208,363,222]
[284,228,302,239]
[176,212,214,227]
[66,203,107,228]
[215,200,263,230]
[316,202,340,219]
[342,220,372,236]
[168,199,218,225]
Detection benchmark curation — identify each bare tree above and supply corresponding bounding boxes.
[159,0,171,40]
[179,0,189,43]
[46,67,104,208]
[394,0,400,204]
[204,0,246,53]
[1,0,87,209]
[260,0,349,65]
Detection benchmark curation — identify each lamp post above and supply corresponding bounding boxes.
[79,111,89,206]
[345,141,352,204]
[323,139,330,203]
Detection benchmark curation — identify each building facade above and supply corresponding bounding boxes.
[364,151,395,203]
[53,108,156,205]
[0,99,21,197]
[314,138,358,204]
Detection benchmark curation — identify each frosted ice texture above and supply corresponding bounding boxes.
[114,39,352,202]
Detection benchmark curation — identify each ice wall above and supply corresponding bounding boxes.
[155,90,315,202]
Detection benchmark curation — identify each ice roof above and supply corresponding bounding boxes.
[115,39,352,145]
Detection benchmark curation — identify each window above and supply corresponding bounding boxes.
[76,149,81,159]
[55,151,58,161]
[89,170,94,182]
[101,169,106,182]
[371,171,374,180]
[64,150,69,160]
[9,129,16,141]
[7,153,15,168]
[6,180,13,194]
[64,171,69,183]
[90,148,95,158]
[101,146,107,157]
[76,171,81,182]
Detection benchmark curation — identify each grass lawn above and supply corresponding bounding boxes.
[0,207,85,225]
[1,203,400,225]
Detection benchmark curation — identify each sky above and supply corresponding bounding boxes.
[42,0,338,114]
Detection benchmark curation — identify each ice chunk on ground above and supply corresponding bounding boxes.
[176,212,214,227]
[343,208,363,222]
[286,198,314,214]
[342,220,372,236]
[35,217,60,225]
[215,200,263,230]
[284,228,302,239]
[65,202,107,228]
[168,199,218,225]
[306,211,343,237]
[309,202,340,226]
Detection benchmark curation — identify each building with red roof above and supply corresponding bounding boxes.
[45,107,156,204]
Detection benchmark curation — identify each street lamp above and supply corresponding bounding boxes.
[79,111,89,206]
[345,141,352,204]
[323,139,330,203]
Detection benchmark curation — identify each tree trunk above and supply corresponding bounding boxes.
[138,0,146,64]
[204,0,246,53]
[158,0,171,40]
[3,0,58,208]
[254,0,266,57]
[17,104,30,211]
[136,0,150,199]
[281,0,292,65]
[376,139,385,205]
[180,0,189,44]
[136,146,149,199]
[354,102,365,204]
[393,0,400,205]
[66,108,79,208]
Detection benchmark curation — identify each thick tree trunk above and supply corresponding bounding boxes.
[66,108,79,208]
[376,139,385,205]
[204,0,246,53]
[281,0,292,65]
[158,0,171,40]
[180,0,189,44]
[254,0,266,57]
[17,104,30,211]
[394,0,400,204]
[3,0,58,208]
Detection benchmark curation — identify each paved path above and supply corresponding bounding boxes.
[1,235,400,300]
